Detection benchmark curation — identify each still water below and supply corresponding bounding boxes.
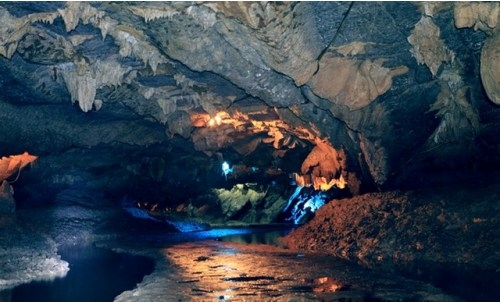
[0,245,155,302]
[1,227,498,301]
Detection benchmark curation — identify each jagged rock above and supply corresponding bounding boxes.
[0,1,498,222]
[214,184,267,219]
[17,28,75,64]
[294,139,348,190]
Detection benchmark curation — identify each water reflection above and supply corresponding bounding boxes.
[4,227,496,302]
[164,241,460,301]
[1,245,154,302]
[119,225,295,247]
[219,228,291,246]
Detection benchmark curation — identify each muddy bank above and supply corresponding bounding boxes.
[281,183,500,270]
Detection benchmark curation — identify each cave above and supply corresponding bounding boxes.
[1,2,499,301]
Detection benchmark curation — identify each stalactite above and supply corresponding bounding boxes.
[128,5,180,23]
[408,15,455,77]
[57,2,104,33]
[59,59,131,112]
[0,8,31,59]
[95,16,119,41]
[60,62,97,112]
[0,9,59,59]
[112,25,167,74]
[28,12,58,24]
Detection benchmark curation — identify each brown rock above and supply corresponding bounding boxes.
[408,16,454,77]
[307,54,407,110]
[481,33,500,105]
[454,2,499,31]
[281,185,500,269]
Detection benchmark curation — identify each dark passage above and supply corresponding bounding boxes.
[396,261,500,302]
[4,245,155,302]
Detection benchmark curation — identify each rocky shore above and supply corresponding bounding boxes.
[281,182,500,271]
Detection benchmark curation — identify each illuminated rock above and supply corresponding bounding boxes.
[0,152,38,183]
[294,139,348,191]
[0,1,497,217]
[282,186,500,269]
[215,184,266,219]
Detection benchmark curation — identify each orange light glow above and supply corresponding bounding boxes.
[292,139,349,191]
[164,241,348,300]
[214,115,222,125]
[0,152,38,182]
[312,175,347,191]
[207,118,216,127]
[313,277,342,293]
[207,111,231,127]
[189,112,211,127]
[293,173,346,191]
[188,108,352,191]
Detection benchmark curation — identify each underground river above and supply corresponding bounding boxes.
[1,225,498,302]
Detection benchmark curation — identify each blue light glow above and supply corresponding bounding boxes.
[282,186,330,224]
[167,228,255,243]
[222,161,233,180]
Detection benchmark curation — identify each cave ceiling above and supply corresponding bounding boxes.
[1,1,500,205]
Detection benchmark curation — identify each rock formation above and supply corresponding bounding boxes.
[0,1,499,294]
